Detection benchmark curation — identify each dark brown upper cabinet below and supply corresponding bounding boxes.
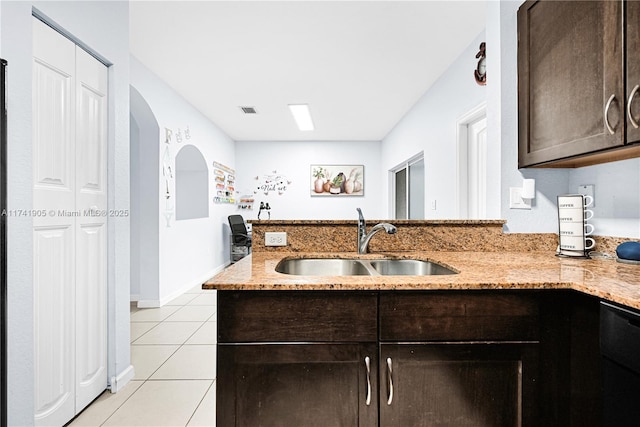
[627,1,640,144]
[518,1,640,168]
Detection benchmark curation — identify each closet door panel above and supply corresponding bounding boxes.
[74,46,108,412]
[75,223,107,410]
[32,18,77,427]
[32,19,75,216]
[33,226,75,426]
[75,47,107,202]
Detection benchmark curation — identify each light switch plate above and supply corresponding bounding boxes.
[578,184,595,207]
[265,232,287,246]
[509,187,532,210]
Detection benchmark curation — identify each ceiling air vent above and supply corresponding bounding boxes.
[239,106,258,114]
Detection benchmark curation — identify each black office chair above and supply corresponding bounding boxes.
[228,215,252,262]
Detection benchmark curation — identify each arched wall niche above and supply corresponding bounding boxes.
[175,145,209,220]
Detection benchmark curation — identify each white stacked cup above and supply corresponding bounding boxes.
[557,195,595,256]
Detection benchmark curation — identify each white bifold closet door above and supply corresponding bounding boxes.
[32,17,108,427]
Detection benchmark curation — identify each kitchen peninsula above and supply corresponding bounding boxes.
[204,220,640,426]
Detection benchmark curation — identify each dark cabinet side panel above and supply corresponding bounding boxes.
[538,291,601,427]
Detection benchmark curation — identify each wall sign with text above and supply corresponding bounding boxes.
[256,171,291,196]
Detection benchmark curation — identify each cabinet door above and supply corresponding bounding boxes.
[379,343,538,427]
[627,1,640,143]
[518,1,624,167]
[217,343,378,427]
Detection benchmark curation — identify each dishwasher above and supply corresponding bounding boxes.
[600,301,640,426]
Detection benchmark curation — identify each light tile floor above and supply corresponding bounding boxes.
[68,285,217,427]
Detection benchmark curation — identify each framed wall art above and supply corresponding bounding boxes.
[311,165,364,196]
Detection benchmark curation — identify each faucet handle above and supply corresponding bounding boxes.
[356,207,365,223]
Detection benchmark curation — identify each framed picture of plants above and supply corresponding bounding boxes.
[311,165,364,196]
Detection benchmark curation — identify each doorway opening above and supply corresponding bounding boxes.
[457,103,488,219]
[130,86,160,306]
[390,153,425,219]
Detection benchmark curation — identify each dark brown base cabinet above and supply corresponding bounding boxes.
[378,344,538,426]
[217,344,378,427]
[217,290,600,427]
[378,292,539,427]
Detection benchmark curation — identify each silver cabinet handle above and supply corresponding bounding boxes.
[628,84,640,129]
[605,94,617,135]
[386,357,394,406]
[364,356,371,406]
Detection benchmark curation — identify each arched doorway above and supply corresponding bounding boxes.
[130,86,160,306]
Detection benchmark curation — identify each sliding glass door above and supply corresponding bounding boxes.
[392,154,424,220]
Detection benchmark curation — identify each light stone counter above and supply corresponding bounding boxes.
[203,250,640,310]
[206,220,640,310]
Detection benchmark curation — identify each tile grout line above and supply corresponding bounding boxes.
[184,379,216,427]
[96,291,217,426]
[98,381,145,427]
[109,302,189,425]
[130,321,162,344]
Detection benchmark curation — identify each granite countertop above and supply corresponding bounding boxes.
[203,251,640,310]
[247,219,507,225]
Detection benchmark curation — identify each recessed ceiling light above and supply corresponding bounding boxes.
[288,104,314,131]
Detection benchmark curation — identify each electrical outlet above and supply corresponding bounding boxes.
[265,232,287,246]
[509,187,532,210]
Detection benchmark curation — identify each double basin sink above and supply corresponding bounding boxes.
[275,257,457,276]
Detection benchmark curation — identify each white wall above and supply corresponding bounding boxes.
[235,140,383,220]
[381,32,489,219]
[569,159,640,238]
[130,102,141,299]
[1,1,130,424]
[131,56,236,306]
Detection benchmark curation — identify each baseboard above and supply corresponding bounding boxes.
[136,299,161,308]
[205,264,226,282]
[158,267,223,306]
[109,364,135,393]
[136,265,225,308]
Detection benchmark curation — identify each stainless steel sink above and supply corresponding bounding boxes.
[274,258,457,276]
[369,259,456,276]
[274,258,373,276]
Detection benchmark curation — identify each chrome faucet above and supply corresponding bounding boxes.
[356,208,397,254]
